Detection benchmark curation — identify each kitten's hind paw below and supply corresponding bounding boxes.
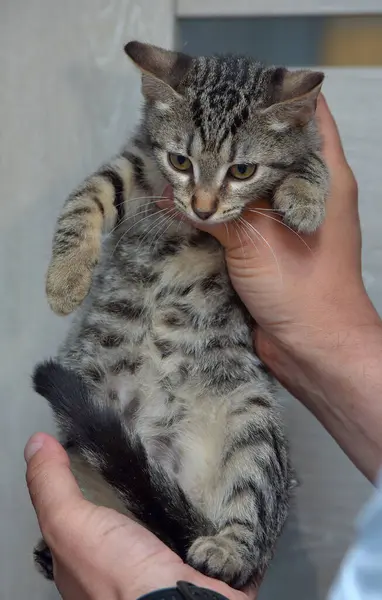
[187,535,254,590]
[34,538,54,580]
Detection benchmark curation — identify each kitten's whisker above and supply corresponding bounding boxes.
[111,210,157,251]
[136,208,174,252]
[237,220,259,255]
[249,210,313,255]
[151,210,176,246]
[112,207,170,256]
[114,195,169,208]
[233,221,248,266]
[224,222,231,245]
[139,208,173,244]
[130,196,170,200]
[136,217,168,253]
[247,208,280,213]
[175,213,186,234]
[148,212,179,253]
[153,211,178,246]
[240,217,283,284]
[106,199,169,238]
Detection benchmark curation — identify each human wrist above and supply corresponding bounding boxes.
[261,314,382,481]
[257,290,382,398]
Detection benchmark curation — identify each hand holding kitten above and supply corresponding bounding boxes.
[196,95,365,351]
[25,433,255,600]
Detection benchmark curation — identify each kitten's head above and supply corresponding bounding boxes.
[125,41,323,224]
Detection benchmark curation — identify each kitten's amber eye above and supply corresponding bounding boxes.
[168,153,192,172]
[229,164,256,180]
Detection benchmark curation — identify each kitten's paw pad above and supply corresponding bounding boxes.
[187,535,252,589]
[274,180,326,234]
[34,539,54,580]
[46,252,98,316]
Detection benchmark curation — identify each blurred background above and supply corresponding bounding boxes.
[1,1,381,599]
[178,15,382,65]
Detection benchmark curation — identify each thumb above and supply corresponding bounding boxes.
[25,433,85,539]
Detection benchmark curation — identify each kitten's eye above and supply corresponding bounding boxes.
[168,153,192,172]
[229,164,257,180]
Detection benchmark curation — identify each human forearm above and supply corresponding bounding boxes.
[258,306,382,483]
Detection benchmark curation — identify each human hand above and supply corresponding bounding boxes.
[25,433,254,600]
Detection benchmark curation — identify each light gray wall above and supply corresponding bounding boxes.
[0,2,174,599]
[1,4,381,600]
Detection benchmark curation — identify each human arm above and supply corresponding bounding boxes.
[259,312,382,483]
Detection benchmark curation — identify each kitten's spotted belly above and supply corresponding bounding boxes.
[62,237,261,503]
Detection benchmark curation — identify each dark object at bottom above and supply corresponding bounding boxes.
[137,581,230,600]
[33,539,54,580]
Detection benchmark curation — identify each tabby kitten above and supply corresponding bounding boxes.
[33,41,328,589]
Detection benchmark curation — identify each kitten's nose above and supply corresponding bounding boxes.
[191,193,217,220]
[192,207,215,220]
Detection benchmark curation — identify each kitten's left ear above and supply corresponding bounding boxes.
[265,70,324,128]
[124,41,192,104]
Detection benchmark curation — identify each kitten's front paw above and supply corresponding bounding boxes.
[46,250,98,316]
[187,535,253,589]
[274,179,326,234]
[34,538,54,580]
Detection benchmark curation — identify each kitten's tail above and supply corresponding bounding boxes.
[32,360,213,559]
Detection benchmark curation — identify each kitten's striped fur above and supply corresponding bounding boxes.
[33,42,328,589]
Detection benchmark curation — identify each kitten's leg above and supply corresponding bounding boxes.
[273,151,329,233]
[186,390,292,589]
[46,155,134,316]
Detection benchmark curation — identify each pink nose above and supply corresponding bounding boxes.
[191,195,217,220]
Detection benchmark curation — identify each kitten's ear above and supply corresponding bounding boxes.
[141,73,182,105]
[266,70,324,128]
[124,41,192,103]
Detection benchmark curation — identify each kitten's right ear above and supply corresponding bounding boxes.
[265,69,324,128]
[124,41,192,104]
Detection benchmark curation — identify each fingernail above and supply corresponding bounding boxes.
[24,434,45,463]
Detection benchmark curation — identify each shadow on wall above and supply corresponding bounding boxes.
[259,503,319,600]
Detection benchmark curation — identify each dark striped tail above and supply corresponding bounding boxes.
[32,360,213,559]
